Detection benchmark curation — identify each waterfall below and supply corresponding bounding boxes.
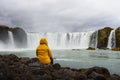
[27,33,45,49]
[79,32,93,49]
[0,31,99,50]
[8,31,14,48]
[95,30,98,48]
[107,29,116,49]
[27,32,93,49]
[89,31,98,48]
[0,31,15,49]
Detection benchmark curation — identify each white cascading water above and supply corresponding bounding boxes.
[8,31,15,48]
[79,32,93,49]
[89,31,98,48]
[7,31,15,49]
[0,31,98,50]
[0,31,14,50]
[27,32,93,49]
[95,30,98,48]
[107,29,116,49]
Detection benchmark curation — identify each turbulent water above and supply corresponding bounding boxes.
[0,49,120,74]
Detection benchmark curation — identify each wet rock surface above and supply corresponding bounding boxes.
[0,54,120,80]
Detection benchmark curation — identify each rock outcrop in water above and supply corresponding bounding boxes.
[0,54,119,80]
[112,48,120,51]
[87,47,95,50]
[97,27,113,49]
[0,25,27,48]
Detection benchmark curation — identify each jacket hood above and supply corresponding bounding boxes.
[40,38,48,45]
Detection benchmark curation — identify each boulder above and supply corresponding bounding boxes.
[20,57,30,63]
[78,66,110,79]
[53,63,61,70]
[52,68,76,79]
[74,74,87,80]
[90,66,110,78]
[87,47,95,50]
[88,71,106,80]
[111,74,120,80]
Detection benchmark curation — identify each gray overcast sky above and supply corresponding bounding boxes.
[0,0,120,32]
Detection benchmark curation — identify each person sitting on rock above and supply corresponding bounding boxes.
[36,38,53,65]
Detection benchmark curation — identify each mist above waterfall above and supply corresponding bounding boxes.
[0,0,120,32]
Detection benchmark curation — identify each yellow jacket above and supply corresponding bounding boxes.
[36,38,52,64]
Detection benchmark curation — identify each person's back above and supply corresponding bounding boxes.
[36,38,53,64]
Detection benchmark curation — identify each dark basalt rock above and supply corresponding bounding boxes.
[53,63,61,70]
[91,66,110,78]
[12,27,27,48]
[52,68,76,79]
[0,54,120,80]
[88,71,106,80]
[75,74,87,80]
[111,74,120,80]
[20,57,31,64]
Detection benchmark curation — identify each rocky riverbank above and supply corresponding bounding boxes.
[0,54,120,80]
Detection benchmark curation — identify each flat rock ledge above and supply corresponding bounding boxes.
[0,54,120,80]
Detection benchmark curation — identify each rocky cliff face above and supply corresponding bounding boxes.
[0,25,27,48]
[97,27,120,50]
[0,25,9,44]
[12,27,27,48]
[97,27,113,49]
[115,27,120,48]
